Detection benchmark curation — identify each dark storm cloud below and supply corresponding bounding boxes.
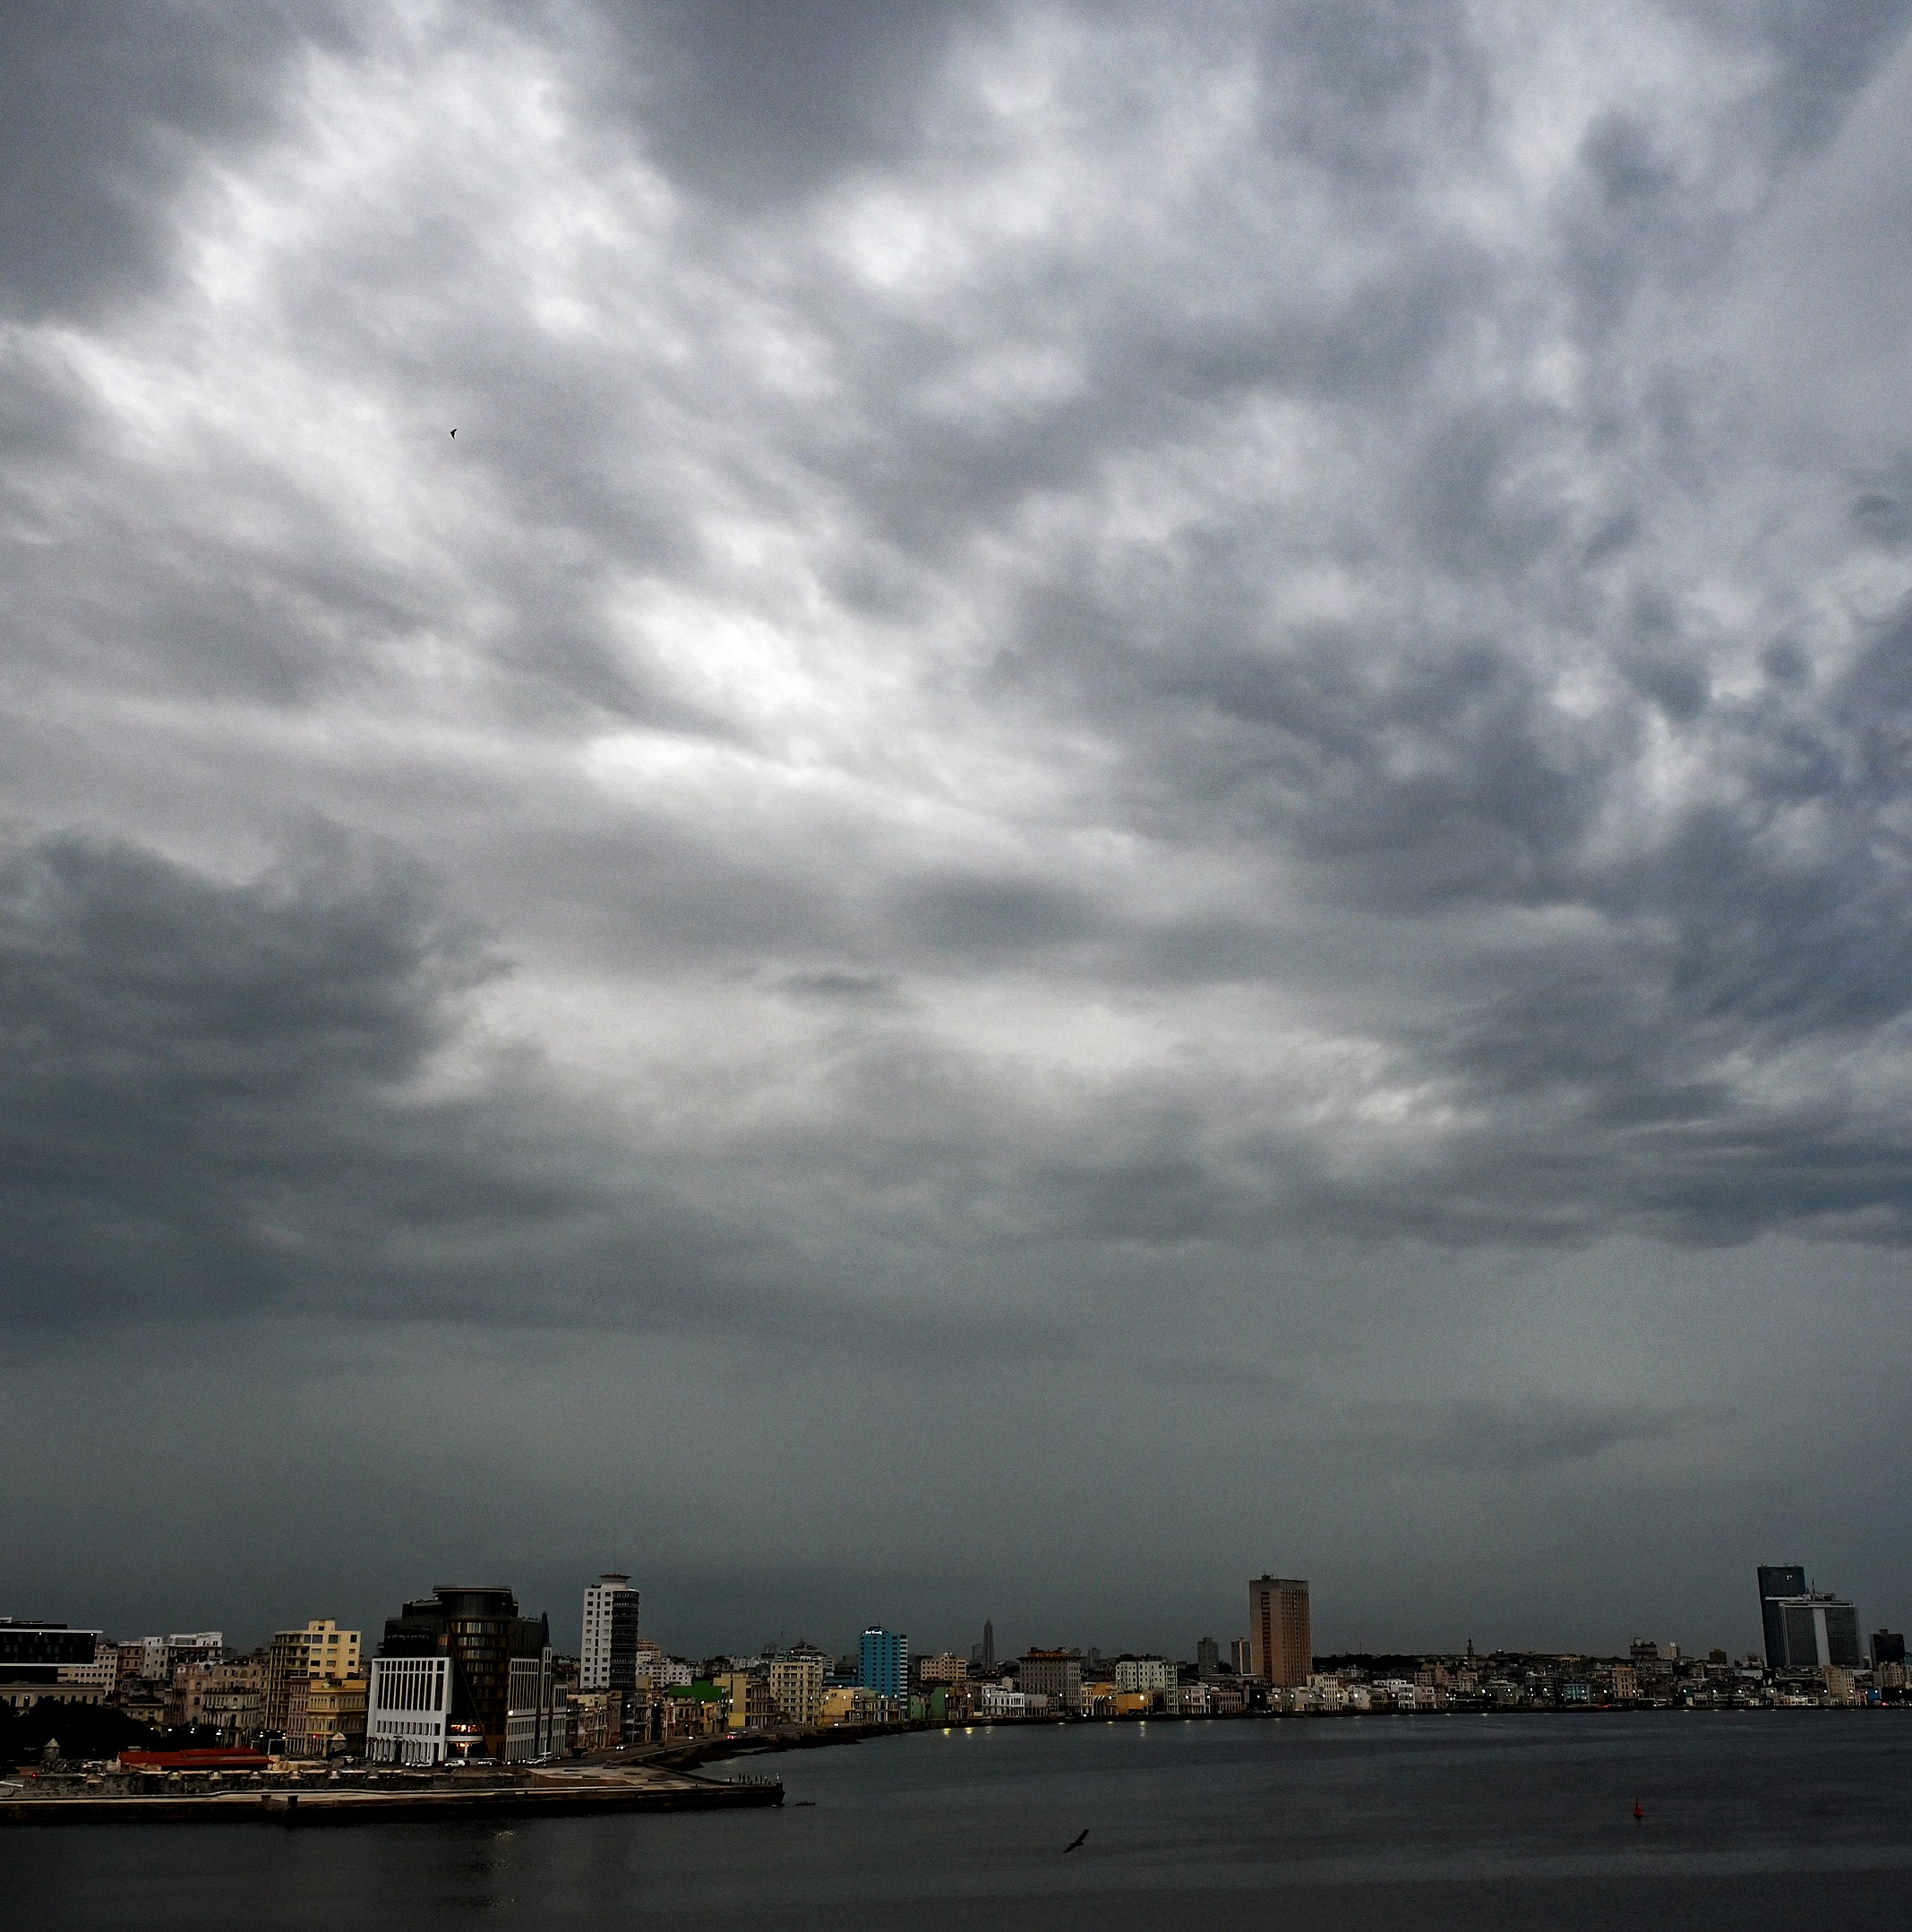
[10,0,1912,1649]
[0,830,529,1323]
[1349,1395,1719,1476]
[0,830,789,1336]
[569,0,993,207]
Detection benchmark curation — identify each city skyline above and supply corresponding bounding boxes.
[7,4,1912,1648]
[11,1553,1894,1676]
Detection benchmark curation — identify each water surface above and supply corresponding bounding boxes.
[13,1713,1912,1930]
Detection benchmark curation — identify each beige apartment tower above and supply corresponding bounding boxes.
[1248,1576,1312,1687]
[264,1619,363,1732]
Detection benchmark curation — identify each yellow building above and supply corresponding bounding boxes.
[285,1675,369,1758]
[719,1672,776,1731]
[266,1621,363,1732]
[768,1655,824,1725]
[817,1685,885,1727]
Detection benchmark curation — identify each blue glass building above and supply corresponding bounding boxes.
[859,1626,909,1702]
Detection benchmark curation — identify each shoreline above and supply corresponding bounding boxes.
[8,1704,1897,1825]
[0,1765,783,1828]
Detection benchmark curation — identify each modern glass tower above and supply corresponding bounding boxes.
[858,1627,909,1702]
[1756,1566,1807,1665]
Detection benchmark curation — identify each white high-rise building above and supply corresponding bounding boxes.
[581,1574,641,1691]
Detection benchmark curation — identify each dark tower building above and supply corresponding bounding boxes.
[1756,1566,1807,1666]
[378,1585,552,1761]
[1249,1576,1312,1688]
[982,1619,995,1672]
[1873,1630,1906,1669]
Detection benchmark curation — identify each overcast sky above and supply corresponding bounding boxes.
[5,0,1912,1662]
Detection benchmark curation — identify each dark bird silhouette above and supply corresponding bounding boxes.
[450,428,457,437]
[1063,1830,1089,1854]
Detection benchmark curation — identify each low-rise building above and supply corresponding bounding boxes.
[173,1659,266,1736]
[285,1676,369,1758]
[720,1671,776,1731]
[567,1688,622,1753]
[1113,1656,1174,1697]
[0,1623,107,1713]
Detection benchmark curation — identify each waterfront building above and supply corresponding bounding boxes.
[1230,1638,1253,1676]
[366,1585,561,1765]
[916,1652,969,1686]
[1019,1649,1084,1711]
[1113,1655,1174,1696]
[0,1621,107,1713]
[1770,1593,1863,1669]
[264,1621,362,1733]
[719,1670,776,1731]
[769,1653,825,1724]
[1872,1630,1906,1669]
[1756,1566,1808,1666]
[366,1655,453,1765]
[1248,1576,1312,1688]
[859,1627,909,1703]
[285,1674,369,1758]
[982,1619,996,1672]
[175,1659,265,1740]
[1196,1636,1222,1679]
[580,1575,641,1692]
[567,1687,621,1752]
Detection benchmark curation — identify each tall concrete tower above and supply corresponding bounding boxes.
[580,1574,640,1691]
[1248,1576,1312,1687]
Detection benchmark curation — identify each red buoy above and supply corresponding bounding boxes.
[1633,1800,1645,1822]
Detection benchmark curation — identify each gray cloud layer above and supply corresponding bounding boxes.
[4,0,1912,1653]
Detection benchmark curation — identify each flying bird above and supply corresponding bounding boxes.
[449,429,457,437]
[1063,1830,1089,1854]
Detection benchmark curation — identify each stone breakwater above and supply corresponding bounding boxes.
[0,1763,783,1825]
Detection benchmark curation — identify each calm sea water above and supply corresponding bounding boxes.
[13,1713,1912,1931]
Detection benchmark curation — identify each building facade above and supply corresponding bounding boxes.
[859,1627,909,1703]
[265,1621,363,1733]
[368,1584,561,1764]
[366,1655,453,1765]
[580,1575,641,1692]
[0,1621,106,1713]
[1756,1566,1808,1667]
[769,1653,825,1724]
[1113,1655,1175,1696]
[1019,1650,1083,1711]
[174,1659,265,1738]
[286,1674,370,1758]
[1249,1576,1312,1687]
[1771,1593,1864,1669]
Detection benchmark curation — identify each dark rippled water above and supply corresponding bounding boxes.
[13,1713,1912,1930]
